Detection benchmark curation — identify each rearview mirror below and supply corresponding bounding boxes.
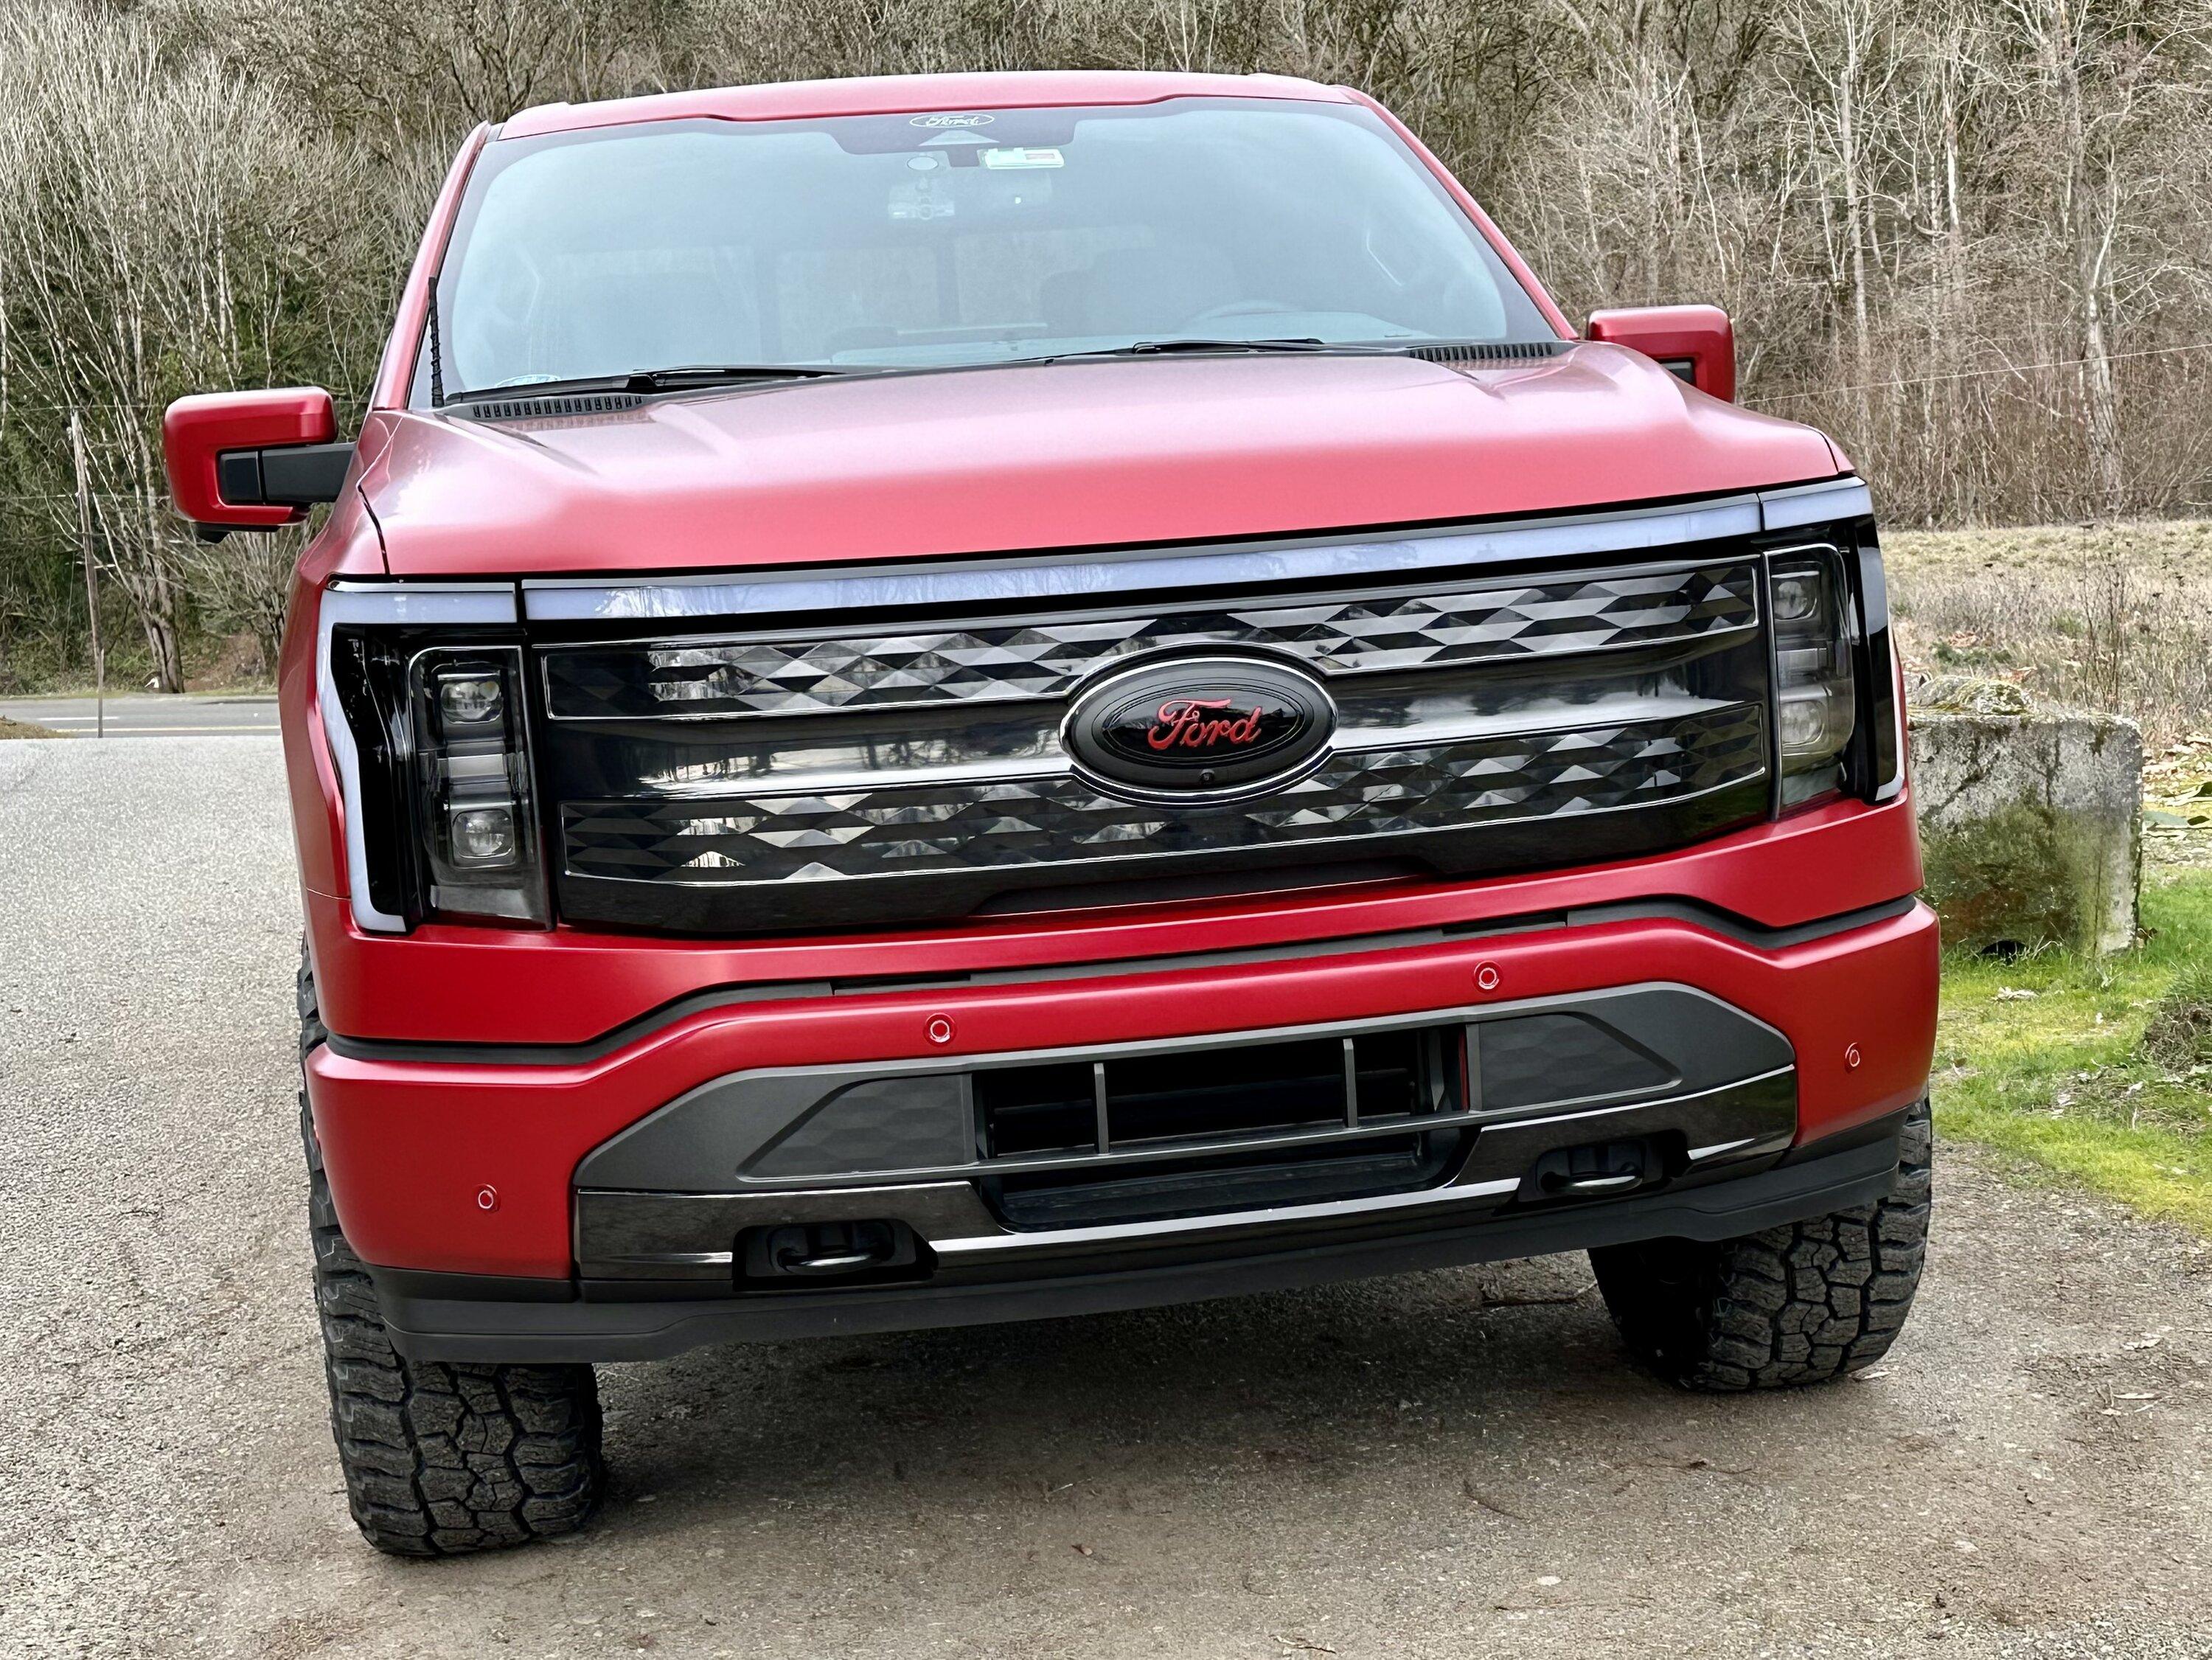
[1585,305,1736,403]
[162,386,352,540]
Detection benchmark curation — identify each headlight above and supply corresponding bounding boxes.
[321,590,547,931]
[1768,546,1858,808]
[407,647,544,919]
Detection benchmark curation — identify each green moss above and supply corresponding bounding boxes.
[1937,869,2212,1230]
[1938,1098,2212,1232]
[1921,794,2100,952]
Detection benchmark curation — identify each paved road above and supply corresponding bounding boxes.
[0,692,278,737]
[4,737,2211,1659]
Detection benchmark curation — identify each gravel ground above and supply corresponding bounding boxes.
[4,735,2211,1659]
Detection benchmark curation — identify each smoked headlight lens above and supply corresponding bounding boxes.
[1770,549,1857,806]
[409,647,546,920]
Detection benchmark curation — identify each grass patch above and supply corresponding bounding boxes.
[1938,867,2212,1231]
[1886,519,2212,749]
[0,715,67,740]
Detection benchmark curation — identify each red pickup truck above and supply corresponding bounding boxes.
[165,70,1936,1556]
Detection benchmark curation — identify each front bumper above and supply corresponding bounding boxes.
[372,1120,1908,1361]
[305,895,1939,1352]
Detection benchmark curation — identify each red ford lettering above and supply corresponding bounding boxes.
[1145,697,1267,751]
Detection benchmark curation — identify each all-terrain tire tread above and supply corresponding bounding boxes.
[1590,1101,1932,1391]
[297,941,602,1555]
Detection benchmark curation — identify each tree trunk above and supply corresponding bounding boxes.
[139,478,186,692]
[2047,0,2124,514]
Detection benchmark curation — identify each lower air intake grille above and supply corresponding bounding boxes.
[976,1025,1467,1229]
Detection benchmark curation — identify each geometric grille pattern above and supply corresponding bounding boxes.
[544,561,1760,722]
[562,704,1767,886]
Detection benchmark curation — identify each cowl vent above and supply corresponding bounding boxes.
[454,392,647,420]
[1407,341,1571,366]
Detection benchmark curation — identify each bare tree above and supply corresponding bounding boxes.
[15,0,2212,697]
[0,4,367,688]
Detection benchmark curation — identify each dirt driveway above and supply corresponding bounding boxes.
[4,735,2209,1659]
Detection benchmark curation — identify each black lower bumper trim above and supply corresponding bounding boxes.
[372,1125,1905,1363]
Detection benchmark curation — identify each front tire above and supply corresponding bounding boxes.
[299,948,603,1555]
[1588,1100,1932,1390]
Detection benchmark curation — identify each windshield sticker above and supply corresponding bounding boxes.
[981,147,1065,170]
[887,178,954,222]
[909,112,995,129]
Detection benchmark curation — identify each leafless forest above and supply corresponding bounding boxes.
[2,0,2208,691]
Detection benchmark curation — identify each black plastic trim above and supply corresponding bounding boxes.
[215,441,354,506]
[1775,1103,1909,1166]
[319,893,1923,1066]
[1848,518,1902,800]
[568,983,1786,1199]
[371,1126,1905,1362]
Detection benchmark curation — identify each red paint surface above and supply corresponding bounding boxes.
[161,387,335,529]
[1587,305,1739,403]
[360,350,1833,577]
[499,70,1362,140]
[367,125,490,413]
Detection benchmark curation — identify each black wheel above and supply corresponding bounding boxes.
[1588,1100,1931,1390]
[298,946,603,1555]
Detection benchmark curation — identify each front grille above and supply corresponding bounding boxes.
[563,704,1764,889]
[532,532,1780,934]
[544,562,1758,721]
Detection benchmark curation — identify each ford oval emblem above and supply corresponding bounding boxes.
[909,112,995,128]
[1064,656,1337,800]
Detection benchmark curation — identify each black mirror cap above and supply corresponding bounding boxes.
[214,440,355,515]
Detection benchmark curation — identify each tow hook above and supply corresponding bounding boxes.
[740,1220,922,1284]
[1521,1138,1667,1202]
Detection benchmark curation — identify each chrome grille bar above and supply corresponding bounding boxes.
[561,702,1766,888]
[543,560,1759,723]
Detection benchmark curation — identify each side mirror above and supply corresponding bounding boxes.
[162,386,352,540]
[1585,305,1736,403]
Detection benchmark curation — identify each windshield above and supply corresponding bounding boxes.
[422,97,1555,398]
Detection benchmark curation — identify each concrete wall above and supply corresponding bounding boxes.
[1907,679,2141,955]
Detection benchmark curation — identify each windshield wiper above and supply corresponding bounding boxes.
[1011,338,1414,367]
[1115,336,1332,354]
[442,364,855,404]
[1072,337,1402,358]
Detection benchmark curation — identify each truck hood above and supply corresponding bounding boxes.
[355,342,1843,579]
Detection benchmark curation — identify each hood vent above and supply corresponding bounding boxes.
[455,392,648,420]
[1408,341,1571,366]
